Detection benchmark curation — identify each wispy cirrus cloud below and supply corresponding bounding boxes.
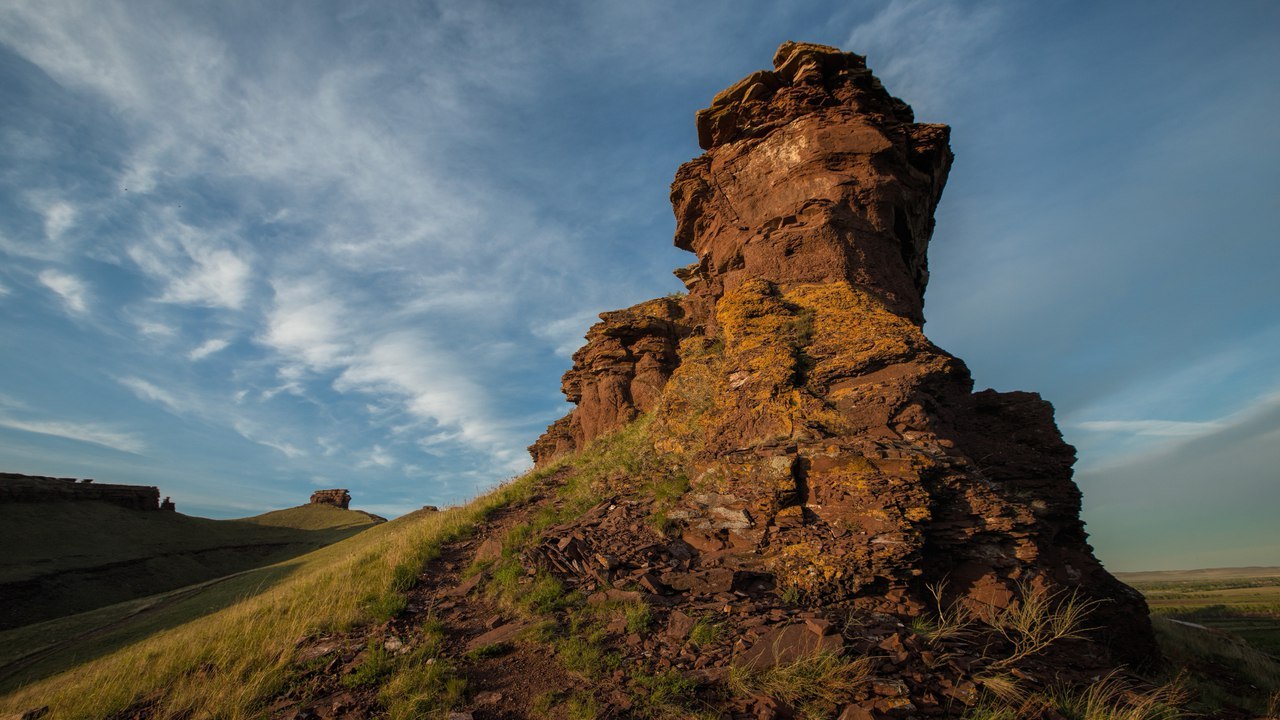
[258,277,520,470]
[0,414,144,454]
[126,212,253,310]
[188,338,230,361]
[117,376,188,415]
[37,269,88,314]
[845,0,1006,117]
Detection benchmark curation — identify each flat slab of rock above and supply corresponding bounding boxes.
[466,621,528,653]
[732,623,844,669]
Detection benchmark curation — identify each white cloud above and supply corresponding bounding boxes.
[0,414,144,454]
[261,279,350,369]
[231,419,307,459]
[134,319,176,337]
[335,333,501,447]
[1075,419,1226,438]
[1075,392,1280,472]
[260,278,515,458]
[126,212,253,310]
[846,0,1005,117]
[256,438,306,459]
[118,376,187,415]
[42,200,76,241]
[188,338,230,361]
[37,268,88,314]
[358,444,395,469]
[533,310,601,357]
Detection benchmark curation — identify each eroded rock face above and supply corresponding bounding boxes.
[530,42,1155,667]
[310,489,351,510]
[0,473,162,511]
[529,297,691,465]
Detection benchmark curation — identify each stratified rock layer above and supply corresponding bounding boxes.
[532,42,1154,667]
[310,489,351,510]
[0,472,162,511]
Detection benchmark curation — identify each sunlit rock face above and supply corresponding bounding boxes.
[531,41,1155,667]
[310,489,351,509]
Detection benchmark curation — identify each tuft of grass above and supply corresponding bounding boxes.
[965,674,1187,720]
[630,670,707,719]
[557,634,621,680]
[624,602,654,634]
[976,581,1098,669]
[566,691,600,720]
[341,642,394,688]
[378,655,466,720]
[728,651,871,711]
[465,642,510,661]
[688,617,723,647]
[1052,673,1186,720]
[910,581,975,645]
[531,690,560,718]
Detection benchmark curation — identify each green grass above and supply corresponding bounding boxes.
[0,560,301,692]
[1148,616,1280,715]
[0,456,565,719]
[688,617,723,647]
[1123,568,1280,657]
[728,651,871,719]
[0,501,378,629]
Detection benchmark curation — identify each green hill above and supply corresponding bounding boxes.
[0,501,381,630]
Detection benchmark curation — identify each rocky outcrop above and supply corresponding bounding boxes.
[530,297,691,465]
[0,473,163,511]
[310,489,351,509]
[530,39,1156,673]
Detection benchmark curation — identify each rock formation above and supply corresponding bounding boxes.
[0,473,163,511]
[310,489,351,510]
[531,39,1155,672]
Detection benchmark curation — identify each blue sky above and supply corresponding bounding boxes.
[1,1,1276,571]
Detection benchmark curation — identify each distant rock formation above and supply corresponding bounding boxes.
[0,472,165,511]
[309,489,351,509]
[531,41,1155,668]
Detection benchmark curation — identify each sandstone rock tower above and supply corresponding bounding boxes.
[531,42,1154,669]
[310,489,351,510]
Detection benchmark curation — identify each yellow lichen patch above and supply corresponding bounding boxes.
[770,541,854,595]
[903,506,931,522]
[715,278,805,400]
[782,282,931,387]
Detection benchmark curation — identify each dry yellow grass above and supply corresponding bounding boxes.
[0,461,565,720]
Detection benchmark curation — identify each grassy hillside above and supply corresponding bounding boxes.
[2,431,1275,719]
[0,501,380,629]
[243,502,386,531]
[0,457,556,719]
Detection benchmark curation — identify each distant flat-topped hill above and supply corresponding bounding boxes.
[0,492,382,630]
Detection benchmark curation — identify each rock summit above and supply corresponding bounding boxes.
[531,41,1155,668]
